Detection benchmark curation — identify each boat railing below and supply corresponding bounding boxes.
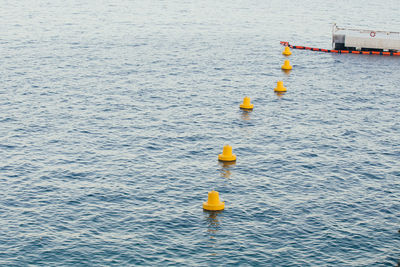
[333,23,400,35]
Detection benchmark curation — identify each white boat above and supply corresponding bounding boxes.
[332,23,400,52]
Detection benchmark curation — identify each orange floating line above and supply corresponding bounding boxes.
[280,41,400,56]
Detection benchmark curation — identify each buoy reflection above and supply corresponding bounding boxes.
[220,168,232,179]
[275,91,286,98]
[205,210,222,229]
[218,160,235,178]
[204,211,222,236]
[204,210,223,256]
[240,109,252,120]
[281,69,291,75]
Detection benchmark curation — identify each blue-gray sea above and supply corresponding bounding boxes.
[1,0,400,266]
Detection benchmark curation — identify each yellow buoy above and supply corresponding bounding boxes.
[282,46,292,56]
[281,59,293,70]
[239,96,254,110]
[218,145,236,162]
[203,190,225,211]
[274,81,287,92]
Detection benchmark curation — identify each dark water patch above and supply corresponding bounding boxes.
[362,172,383,180]
[0,144,17,149]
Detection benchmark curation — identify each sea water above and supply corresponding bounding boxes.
[1,0,400,265]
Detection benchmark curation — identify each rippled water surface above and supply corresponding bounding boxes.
[1,0,400,266]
